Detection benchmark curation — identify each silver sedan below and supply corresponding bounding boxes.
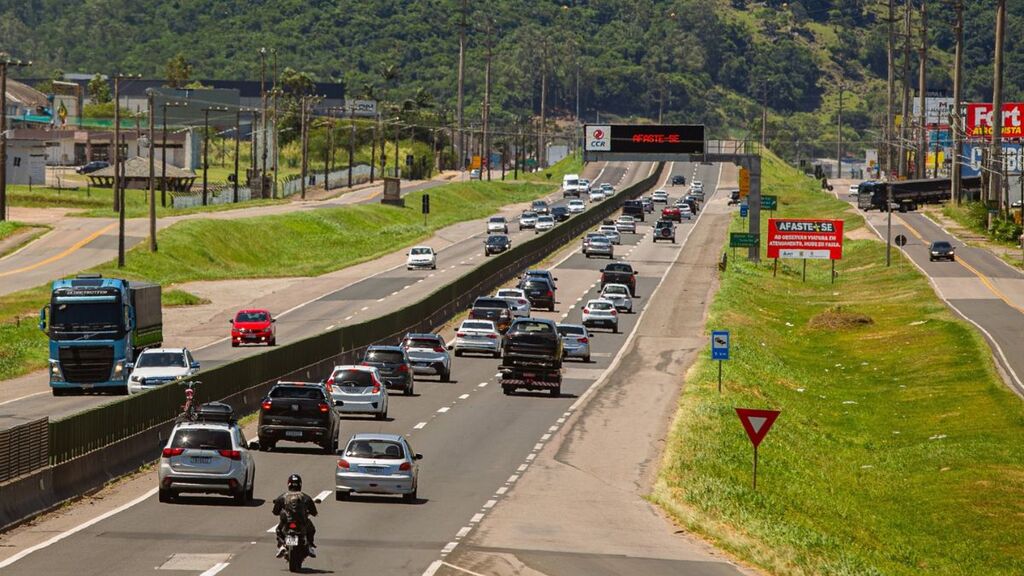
[495,288,532,317]
[600,283,633,313]
[557,323,591,362]
[335,433,422,502]
[451,319,502,357]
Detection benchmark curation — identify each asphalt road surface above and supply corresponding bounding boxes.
[0,163,646,430]
[0,162,742,576]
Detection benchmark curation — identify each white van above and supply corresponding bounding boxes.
[562,174,581,198]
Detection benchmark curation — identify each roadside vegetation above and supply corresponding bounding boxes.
[0,221,50,258]
[523,154,583,185]
[0,178,555,381]
[652,151,1024,575]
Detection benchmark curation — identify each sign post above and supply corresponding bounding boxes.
[422,193,430,226]
[735,408,780,490]
[711,330,730,393]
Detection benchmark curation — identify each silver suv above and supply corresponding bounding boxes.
[401,333,452,382]
[158,412,256,505]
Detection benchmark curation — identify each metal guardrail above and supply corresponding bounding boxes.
[44,164,664,465]
[0,418,48,483]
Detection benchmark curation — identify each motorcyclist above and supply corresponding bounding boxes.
[272,474,318,558]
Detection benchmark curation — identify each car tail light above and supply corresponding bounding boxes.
[372,379,382,394]
[318,402,330,413]
[579,337,589,343]
[399,462,412,471]
[456,332,466,337]
[486,333,498,339]
[433,346,445,353]
[398,364,409,372]
[162,447,184,458]
[325,377,334,394]
[546,290,553,298]
[337,459,350,469]
[583,308,589,314]
[518,299,528,305]
[227,479,239,489]
[261,400,273,411]
[288,521,298,529]
[611,309,618,315]
[219,449,241,460]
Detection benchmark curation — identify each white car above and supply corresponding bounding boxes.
[598,224,621,245]
[579,179,592,193]
[600,283,633,313]
[691,180,703,190]
[582,299,619,333]
[567,199,586,214]
[535,215,555,232]
[487,216,508,234]
[406,246,436,270]
[128,347,200,394]
[600,183,614,195]
[589,189,606,202]
[615,215,636,234]
[327,365,389,419]
[451,319,503,357]
[519,211,538,230]
[849,184,860,196]
[495,288,532,317]
[335,433,422,502]
[677,202,694,219]
[652,190,669,203]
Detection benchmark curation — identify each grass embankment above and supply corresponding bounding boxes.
[0,180,555,380]
[8,185,287,219]
[651,151,1024,575]
[0,221,50,258]
[523,154,583,184]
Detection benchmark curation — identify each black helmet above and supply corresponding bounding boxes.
[287,474,302,491]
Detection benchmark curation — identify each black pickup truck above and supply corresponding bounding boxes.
[600,262,637,296]
[258,382,340,453]
[499,318,564,396]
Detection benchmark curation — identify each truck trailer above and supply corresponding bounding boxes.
[857,176,982,212]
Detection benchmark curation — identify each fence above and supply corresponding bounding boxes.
[46,162,663,465]
[0,419,48,483]
[172,185,252,209]
[279,164,372,197]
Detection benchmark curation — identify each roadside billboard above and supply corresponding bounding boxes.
[960,143,1024,177]
[767,219,844,260]
[965,103,1024,139]
[912,97,954,126]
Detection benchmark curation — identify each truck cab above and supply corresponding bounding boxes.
[39,274,162,395]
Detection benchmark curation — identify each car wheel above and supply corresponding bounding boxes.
[52,387,69,397]
[583,355,591,363]
[376,409,387,421]
[441,369,451,383]
[612,325,619,334]
[502,385,512,395]
[493,350,501,359]
[454,350,462,357]
[335,490,350,501]
[234,477,249,505]
[403,486,418,503]
[550,386,560,397]
[269,338,276,346]
[246,472,255,501]
[585,253,590,258]
[159,488,175,503]
[231,342,239,348]
[404,382,414,396]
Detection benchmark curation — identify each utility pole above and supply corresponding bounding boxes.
[394,121,400,179]
[952,0,964,204]
[300,95,308,199]
[760,83,768,150]
[916,0,927,179]
[899,1,912,179]
[259,47,268,195]
[232,108,246,203]
[482,17,494,182]
[540,38,549,169]
[161,101,186,208]
[324,119,332,191]
[457,0,467,170]
[837,83,844,179]
[272,50,279,198]
[117,131,126,267]
[348,106,356,188]
[201,106,228,206]
[147,90,157,252]
[0,54,31,222]
[990,0,1006,215]
[886,0,896,179]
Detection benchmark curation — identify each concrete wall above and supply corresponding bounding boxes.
[4,141,47,185]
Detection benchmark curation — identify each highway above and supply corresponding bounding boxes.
[0,162,743,576]
[0,163,644,429]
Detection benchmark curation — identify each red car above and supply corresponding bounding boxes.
[230,309,277,347]
[661,206,682,222]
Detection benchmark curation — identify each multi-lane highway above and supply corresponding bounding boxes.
[0,163,645,428]
[0,162,743,576]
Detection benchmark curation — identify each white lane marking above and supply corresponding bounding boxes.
[361,306,370,311]
[483,499,497,509]
[533,443,544,451]
[517,464,528,472]
[437,406,450,413]
[567,304,575,310]
[563,412,571,417]
[0,391,48,407]
[456,526,472,538]
[377,297,386,302]
[561,313,568,319]
[423,561,444,576]
[199,563,230,576]
[391,291,399,296]
[549,425,559,431]
[402,285,411,290]
[470,513,485,523]
[458,393,470,400]
[507,474,519,483]
[478,382,488,388]
[417,279,425,283]
[496,486,508,495]
[326,325,336,331]
[315,490,331,502]
[429,273,436,278]
[345,315,354,321]
[576,297,583,302]
[541,433,551,441]
[0,487,158,569]
[414,422,428,429]
[266,525,277,533]
[526,453,536,461]
[441,542,459,554]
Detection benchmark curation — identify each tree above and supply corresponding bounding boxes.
[165,53,192,89]
[87,73,111,104]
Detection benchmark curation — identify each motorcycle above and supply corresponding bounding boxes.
[283,521,309,572]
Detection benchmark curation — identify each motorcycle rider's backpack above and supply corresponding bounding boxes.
[281,492,307,525]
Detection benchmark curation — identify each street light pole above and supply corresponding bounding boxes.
[160,101,186,208]
[201,106,228,205]
[837,83,843,179]
[0,54,31,222]
[147,89,157,252]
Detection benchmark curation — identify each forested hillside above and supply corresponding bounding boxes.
[1,0,1021,161]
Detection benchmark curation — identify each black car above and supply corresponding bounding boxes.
[551,206,571,221]
[362,346,415,395]
[76,160,110,175]
[671,175,686,186]
[469,297,514,332]
[928,241,955,262]
[258,382,340,452]
[521,277,556,311]
[622,200,645,222]
[484,234,512,256]
[519,269,557,290]
[600,262,637,296]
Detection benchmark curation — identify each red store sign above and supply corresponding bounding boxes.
[965,103,1024,139]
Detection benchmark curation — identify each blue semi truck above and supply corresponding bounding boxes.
[39,274,163,395]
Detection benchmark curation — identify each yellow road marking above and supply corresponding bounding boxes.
[896,214,1024,314]
[0,222,117,278]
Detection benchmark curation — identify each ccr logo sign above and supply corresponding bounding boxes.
[586,125,611,151]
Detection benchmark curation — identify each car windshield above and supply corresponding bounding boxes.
[486,236,508,244]
[606,264,632,272]
[332,370,375,387]
[411,248,432,255]
[490,217,505,223]
[461,320,495,331]
[236,311,268,323]
[475,298,509,309]
[521,212,537,218]
[604,286,628,295]
[590,238,610,245]
[510,320,554,333]
[497,290,522,298]
[365,350,405,363]
[589,301,614,310]
[171,429,232,450]
[346,439,406,459]
[600,226,616,232]
[557,325,585,336]
[404,338,441,349]
[523,280,550,290]
[270,386,324,399]
[932,242,952,249]
[618,216,634,222]
[136,352,187,368]
[538,216,554,223]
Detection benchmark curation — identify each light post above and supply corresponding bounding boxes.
[0,54,31,222]
[160,100,187,208]
[201,106,229,205]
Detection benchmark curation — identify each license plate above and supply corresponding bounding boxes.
[363,467,385,474]
[190,456,210,463]
[285,535,299,546]
[522,372,536,378]
[286,430,303,438]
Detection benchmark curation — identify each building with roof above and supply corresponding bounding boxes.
[3,79,51,125]
[86,156,196,192]
[3,130,57,186]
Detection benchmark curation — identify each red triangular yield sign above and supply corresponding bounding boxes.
[735,408,780,448]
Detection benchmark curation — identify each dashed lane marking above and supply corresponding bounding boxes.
[361,306,370,311]
[441,542,458,555]
[507,474,519,483]
[483,500,497,509]
[414,422,427,429]
[478,382,488,388]
[344,315,353,321]
[496,486,508,495]
[526,453,536,461]
[314,490,331,502]
[458,393,470,400]
[517,464,528,472]
[456,526,472,539]
[437,407,450,413]
[470,513,485,523]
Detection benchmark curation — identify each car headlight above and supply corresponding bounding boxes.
[49,360,63,381]
[113,360,126,377]
[130,374,142,382]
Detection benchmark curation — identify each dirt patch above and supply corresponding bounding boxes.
[808,306,874,330]
[845,226,879,242]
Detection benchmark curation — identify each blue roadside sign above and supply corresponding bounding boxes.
[740,203,749,218]
[711,330,730,360]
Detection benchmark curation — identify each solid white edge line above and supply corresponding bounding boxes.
[0,390,48,407]
[0,487,158,568]
[423,560,444,576]
[199,563,230,576]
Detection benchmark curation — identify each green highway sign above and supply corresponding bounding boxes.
[730,232,760,247]
[761,195,778,210]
